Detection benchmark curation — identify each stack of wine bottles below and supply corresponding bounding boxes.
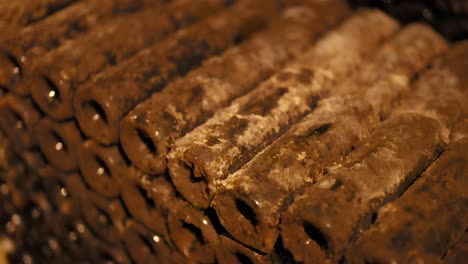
[0,0,466,263]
